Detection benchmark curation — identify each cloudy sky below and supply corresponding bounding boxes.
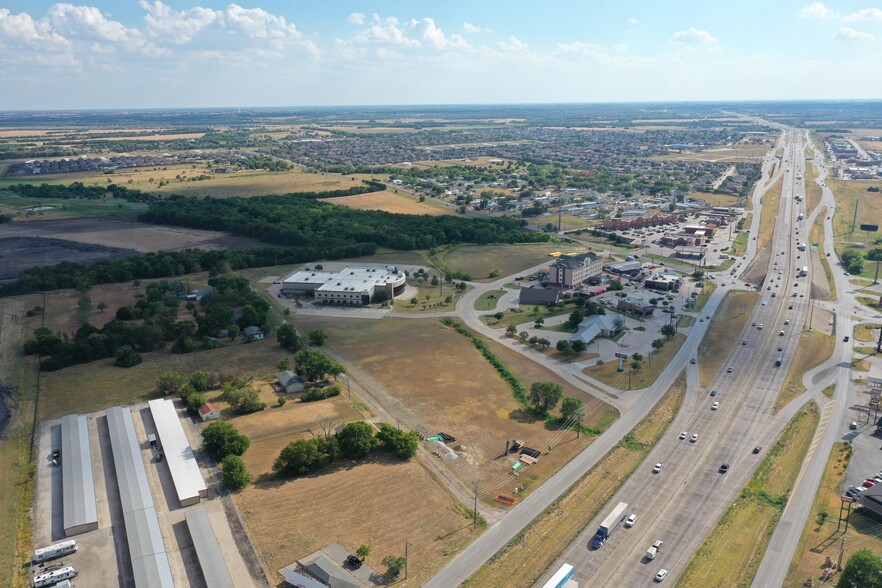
[1,1,881,109]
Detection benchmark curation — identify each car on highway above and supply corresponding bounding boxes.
[727,366,734,373]
[761,300,767,305]
[653,463,663,473]
[690,357,697,364]
[625,514,637,528]
[784,319,790,325]
[655,570,668,582]
[711,401,720,410]
[753,445,762,454]
[719,463,730,474]
[741,339,748,345]
[779,330,785,336]
[679,431,688,440]
[844,336,850,342]
[757,324,764,330]
[788,305,793,310]
[690,433,699,443]
[752,321,756,326]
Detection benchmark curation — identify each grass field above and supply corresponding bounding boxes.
[857,296,882,312]
[463,372,685,588]
[692,280,718,313]
[691,191,742,207]
[0,191,148,220]
[731,218,752,257]
[855,323,880,343]
[321,189,453,215]
[289,316,615,493]
[480,303,576,330]
[582,333,685,390]
[475,289,508,311]
[678,401,819,588]
[698,291,758,387]
[785,442,882,586]
[775,330,835,411]
[804,162,823,213]
[827,178,882,278]
[437,243,586,282]
[757,176,784,255]
[394,279,470,314]
[0,165,359,199]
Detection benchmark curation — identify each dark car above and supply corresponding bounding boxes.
[844,336,850,342]
[752,446,762,454]
[346,555,363,569]
[719,463,730,474]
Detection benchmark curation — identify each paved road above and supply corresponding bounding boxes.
[423,131,785,588]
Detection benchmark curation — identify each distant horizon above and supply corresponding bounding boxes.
[2,2,882,109]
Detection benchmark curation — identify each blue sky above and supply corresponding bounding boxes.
[1,1,881,109]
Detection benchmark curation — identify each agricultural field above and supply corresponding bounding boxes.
[678,401,819,588]
[289,316,616,493]
[321,189,452,215]
[0,165,359,198]
[698,291,758,387]
[438,243,587,282]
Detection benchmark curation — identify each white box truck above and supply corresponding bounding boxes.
[646,540,663,560]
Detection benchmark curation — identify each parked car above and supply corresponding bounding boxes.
[346,555,363,569]
[850,422,858,430]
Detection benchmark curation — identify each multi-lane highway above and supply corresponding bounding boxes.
[534,130,815,586]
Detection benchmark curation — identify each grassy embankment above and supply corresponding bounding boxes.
[698,291,758,387]
[463,373,686,588]
[775,330,835,411]
[583,333,685,389]
[678,401,820,588]
[475,289,508,311]
[757,176,784,255]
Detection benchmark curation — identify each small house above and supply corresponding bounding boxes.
[276,371,305,394]
[242,326,264,340]
[197,403,221,421]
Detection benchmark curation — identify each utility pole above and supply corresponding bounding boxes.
[404,540,411,579]
[576,410,583,438]
[472,483,480,527]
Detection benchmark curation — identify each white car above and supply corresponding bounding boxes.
[679,431,688,440]
[690,433,699,443]
[761,300,767,305]
[655,569,668,582]
[712,401,720,410]
[653,462,663,473]
[757,324,764,330]
[625,514,637,527]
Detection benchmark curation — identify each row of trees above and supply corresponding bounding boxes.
[272,421,419,478]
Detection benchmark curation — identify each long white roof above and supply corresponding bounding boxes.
[60,414,98,533]
[186,508,234,588]
[148,399,206,505]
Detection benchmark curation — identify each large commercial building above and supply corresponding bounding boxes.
[281,266,406,305]
[147,399,207,507]
[60,414,99,536]
[549,253,603,288]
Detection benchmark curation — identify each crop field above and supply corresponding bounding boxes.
[321,189,452,215]
[698,291,758,386]
[290,316,615,492]
[440,243,586,281]
[678,401,819,588]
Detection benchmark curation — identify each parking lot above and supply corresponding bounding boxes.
[34,404,259,587]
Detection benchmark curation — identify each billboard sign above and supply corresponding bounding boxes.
[860,224,879,232]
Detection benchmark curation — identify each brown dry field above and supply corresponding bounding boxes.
[690,191,741,207]
[236,451,481,586]
[858,140,882,151]
[290,316,616,493]
[0,217,256,253]
[321,190,453,215]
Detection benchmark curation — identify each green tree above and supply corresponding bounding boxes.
[356,545,371,561]
[571,339,587,353]
[223,382,265,415]
[156,371,186,396]
[561,397,583,421]
[202,421,250,461]
[376,423,419,459]
[556,339,574,358]
[651,338,665,352]
[382,555,407,580]
[277,356,290,371]
[221,455,252,491]
[609,279,624,291]
[97,301,108,313]
[276,323,303,352]
[841,248,865,275]
[536,337,550,350]
[295,349,345,383]
[273,438,324,477]
[534,317,545,328]
[189,370,212,392]
[186,393,206,413]
[660,324,677,340]
[506,324,518,337]
[114,345,142,368]
[529,381,564,413]
[837,548,882,588]
[307,329,328,347]
[337,421,379,459]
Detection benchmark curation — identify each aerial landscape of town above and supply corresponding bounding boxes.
[1,2,882,588]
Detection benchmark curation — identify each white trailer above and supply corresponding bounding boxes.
[33,540,77,563]
[32,566,76,587]
[592,502,629,548]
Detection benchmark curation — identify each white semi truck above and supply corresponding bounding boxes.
[591,502,629,549]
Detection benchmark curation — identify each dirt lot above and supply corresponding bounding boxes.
[321,189,452,215]
[290,316,615,495]
[0,218,255,277]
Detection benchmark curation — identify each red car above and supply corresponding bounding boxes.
[863,480,876,488]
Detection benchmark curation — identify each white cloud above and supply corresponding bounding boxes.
[139,0,218,44]
[463,22,491,34]
[346,12,364,25]
[669,28,718,45]
[411,17,471,50]
[799,2,839,19]
[48,3,165,56]
[496,35,530,54]
[833,27,875,41]
[627,18,639,25]
[342,14,471,53]
[843,8,882,21]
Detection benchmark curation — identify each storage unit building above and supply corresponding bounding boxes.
[185,508,234,588]
[60,414,99,536]
[147,399,207,506]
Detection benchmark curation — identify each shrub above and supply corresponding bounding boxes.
[202,421,250,461]
[221,455,252,491]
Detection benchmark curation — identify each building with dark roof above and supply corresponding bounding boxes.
[618,296,655,317]
[519,287,560,306]
[549,253,603,287]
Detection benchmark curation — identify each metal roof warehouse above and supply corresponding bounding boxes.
[60,414,98,536]
[106,406,174,588]
[148,399,207,507]
[185,508,234,588]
